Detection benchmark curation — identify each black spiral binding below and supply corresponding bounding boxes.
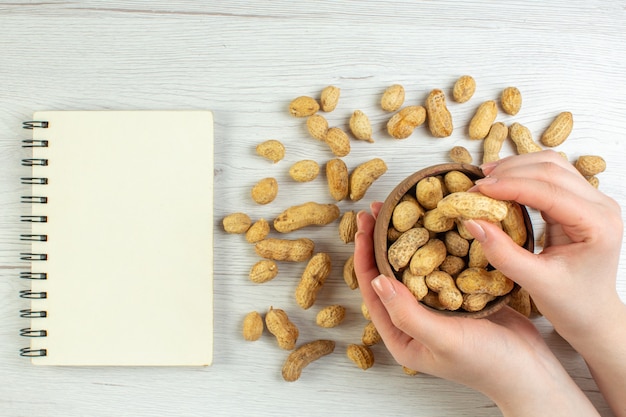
[20,120,49,358]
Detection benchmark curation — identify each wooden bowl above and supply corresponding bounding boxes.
[373,163,534,318]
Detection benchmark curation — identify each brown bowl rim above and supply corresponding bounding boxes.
[373,163,534,319]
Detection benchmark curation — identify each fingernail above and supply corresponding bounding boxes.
[474,176,498,186]
[462,219,486,242]
[480,161,500,174]
[371,275,397,303]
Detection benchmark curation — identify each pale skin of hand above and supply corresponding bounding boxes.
[355,203,599,416]
[467,150,626,417]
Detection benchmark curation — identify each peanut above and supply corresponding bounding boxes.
[425,270,463,311]
[274,202,340,233]
[339,210,358,244]
[468,239,489,269]
[222,212,252,234]
[449,146,473,164]
[387,106,426,139]
[421,290,446,310]
[349,158,388,201]
[392,200,424,233]
[437,191,509,223]
[462,293,496,312]
[362,321,382,346]
[541,111,573,147]
[444,171,474,193]
[316,305,346,328]
[416,176,444,210]
[501,201,527,246]
[425,89,453,137]
[409,238,447,276]
[346,344,375,370]
[242,311,264,341]
[295,253,332,309]
[320,85,340,112]
[452,75,476,103]
[508,287,531,317]
[482,122,508,164]
[306,114,329,141]
[381,84,406,112]
[574,155,606,177]
[349,110,374,142]
[266,307,299,350]
[509,122,543,154]
[439,255,466,277]
[456,268,514,296]
[255,238,314,262]
[343,255,358,290]
[444,230,470,257]
[282,340,335,382]
[326,158,349,201]
[388,227,430,271]
[289,160,320,182]
[245,218,270,243]
[249,259,278,283]
[289,96,319,117]
[468,100,498,140]
[402,269,428,301]
[422,208,455,233]
[587,176,600,188]
[324,127,351,157]
[501,87,522,115]
[402,366,420,376]
[251,177,278,205]
[256,139,285,163]
[361,302,371,320]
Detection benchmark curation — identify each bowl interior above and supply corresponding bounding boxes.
[373,163,534,318]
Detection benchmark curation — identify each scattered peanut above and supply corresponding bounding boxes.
[316,305,346,328]
[509,122,543,154]
[255,238,315,262]
[501,87,522,115]
[274,202,340,233]
[425,89,453,137]
[306,114,329,140]
[449,146,473,164]
[468,100,498,140]
[249,259,279,283]
[343,255,358,290]
[541,111,573,147]
[320,85,340,112]
[349,158,388,201]
[349,110,374,142]
[245,218,270,243]
[339,210,358,244]
[452,75,476,103]
[222,212,252,234]
[256,139,285,163]
[381,84,406,112]
[482,122,508,163]
[242,311,264,341]
[251,177,278,205]
[387,106,426,139]
[346,344,375,370]
[295,253,332,309]
[289,96,320,117]
[266,307,299,350]
[282,339,335,382]
[289,160,320,182]
[362,321,382,346]
[324,127,351,157]
[326,158,349,201]
[574,155,606,177]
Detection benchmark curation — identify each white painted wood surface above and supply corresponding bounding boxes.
[1,1,625,416]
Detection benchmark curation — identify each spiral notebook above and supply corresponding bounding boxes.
[20,111,214,366]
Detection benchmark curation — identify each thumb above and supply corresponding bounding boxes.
[462,219,542,291]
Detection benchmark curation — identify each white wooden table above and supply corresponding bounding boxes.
[1,2,625,416]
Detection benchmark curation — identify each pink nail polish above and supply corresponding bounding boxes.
[474,176,498,186]
[371,275,396,302]
[462,219,487,242]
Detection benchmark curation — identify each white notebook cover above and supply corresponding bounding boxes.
[25,110,214,366]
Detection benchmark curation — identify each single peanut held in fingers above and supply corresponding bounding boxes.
[320,85,340,112]
[540,111,573,147]
[295,253,332,309]
[501,87,522,115]
[274,202,340,233]
[282,339,335,382]
[381,84,406,112]
[349,110,374,142]
[255,238,314,262]
[452,75,476,103]
[346,344,375,370]
[289,96,320,117]
[266,307,299,350]
[349,158,388,201]
[425,89,453,137]
[242,311,264,341]
[483,122,508,164]
[468,100,498,140]
[509,122,543,154]
[437,192,509,223]
[326,158,349,201]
